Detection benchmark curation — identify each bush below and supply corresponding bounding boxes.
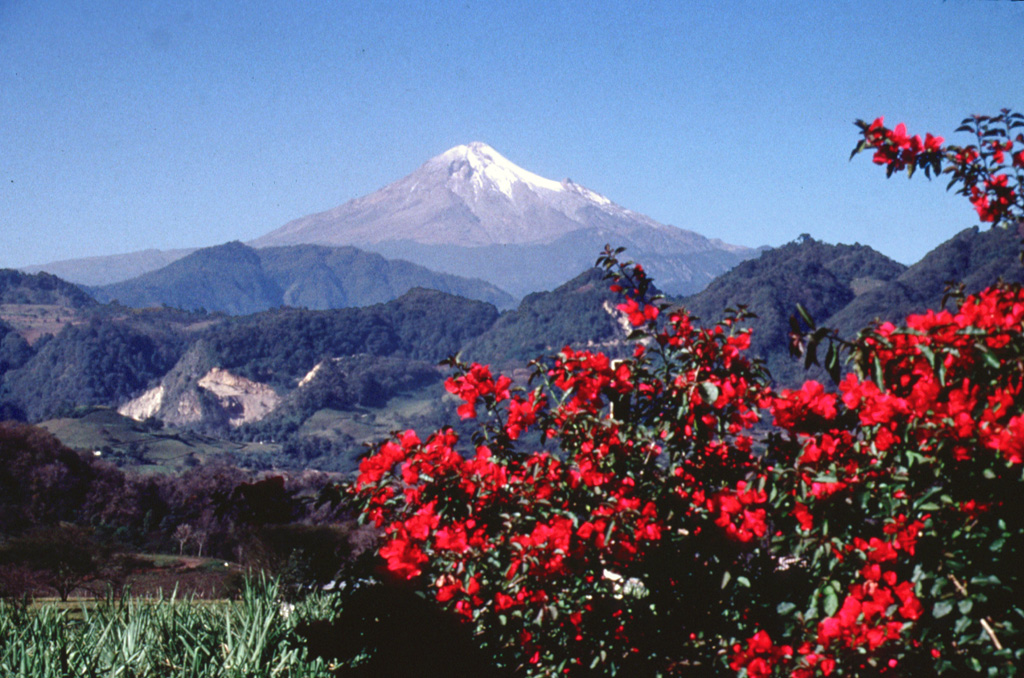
[348,112,1024,676]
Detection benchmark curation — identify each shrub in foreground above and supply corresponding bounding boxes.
[351,112,1024,677]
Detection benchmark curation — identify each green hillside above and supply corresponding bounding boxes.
[92,241,515,313]
[681,236,906,384]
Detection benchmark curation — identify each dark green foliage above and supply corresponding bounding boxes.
[204,288,498,388]
[297,576,509,678]
[3,316,188,421]
[0,422,135,535]
[0,269,96,308]
[829,225,1024,336]
[682,236,905,385]
[464,268,626,363]
[0,419,370,599]
[246,523,356,593]
[92,241,515,313]
[0,320,32,376]
[0,524,107,600]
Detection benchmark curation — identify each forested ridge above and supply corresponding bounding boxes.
[91,241,516,313]
[0,226,1019,474]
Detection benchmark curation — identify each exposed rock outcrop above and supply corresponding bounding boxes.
[118,385,165,421]
[197,367,280,426]
[118,340,280,429]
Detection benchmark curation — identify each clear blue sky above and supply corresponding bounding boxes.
[2,0,1022,270]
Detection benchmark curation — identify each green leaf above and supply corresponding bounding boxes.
[958,599,974,615]
[950,614,966,639]
[795,303,816,330]
[804,336,819,370]
[825,342,841,384]
[933,600,954,619]
[699,381,720,405]
[823,590,839,616]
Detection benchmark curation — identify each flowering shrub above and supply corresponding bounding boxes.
[851,109,1024,228]
[351,114,1024,676]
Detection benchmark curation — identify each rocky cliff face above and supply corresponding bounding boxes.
[118,385,165,421]
[118,341,281,429]
[196,368,281,427]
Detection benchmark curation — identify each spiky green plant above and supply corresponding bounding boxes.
[0,579,339,677]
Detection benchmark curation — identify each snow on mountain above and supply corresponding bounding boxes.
[251,141,721,252]
[250,142,757,297]
[434,142,569,199]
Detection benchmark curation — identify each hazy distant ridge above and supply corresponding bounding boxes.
[90,242,516,313]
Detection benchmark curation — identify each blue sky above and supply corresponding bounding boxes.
[2,0,1023,270]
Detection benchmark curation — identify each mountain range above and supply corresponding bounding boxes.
[6,139,1024,474]
[3,224,1023,472]
[25,142,756,301]
[90,241,515,313]
[251,142,756,297]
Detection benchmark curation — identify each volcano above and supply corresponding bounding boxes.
[252,142,755,298]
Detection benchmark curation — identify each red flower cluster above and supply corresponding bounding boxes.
[352,236,1024,676]
[710,479,768,543]
[855,110,1024,228]
[729,630,793,678]
[444,363,511,419]
[617,296,660,326]
[772,380,838,431]
[862,117,944,172]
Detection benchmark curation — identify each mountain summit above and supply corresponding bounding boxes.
[255,141,673,248]
[253,143,755,297]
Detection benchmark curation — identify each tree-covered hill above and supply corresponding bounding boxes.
[203,287,500,388]
[0,287,499,424]
[2,315,192,421]
[828,225,1024,336]
[683,229,1024,386]
[0,269,97,308]
[91,241,515,313]
[0,320,32,378]
[681,236,906,385]
[92,242,282,315]
[463,268,628,364]
[258,244,515,309]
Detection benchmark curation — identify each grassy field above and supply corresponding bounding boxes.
[40,408,282,473]
[0,303,85,345]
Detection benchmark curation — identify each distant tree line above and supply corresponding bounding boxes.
[0,421,362,601]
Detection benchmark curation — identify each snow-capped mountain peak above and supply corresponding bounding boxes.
[251,141,754,297]
[255,141,635,250]
[429,141,567,200]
